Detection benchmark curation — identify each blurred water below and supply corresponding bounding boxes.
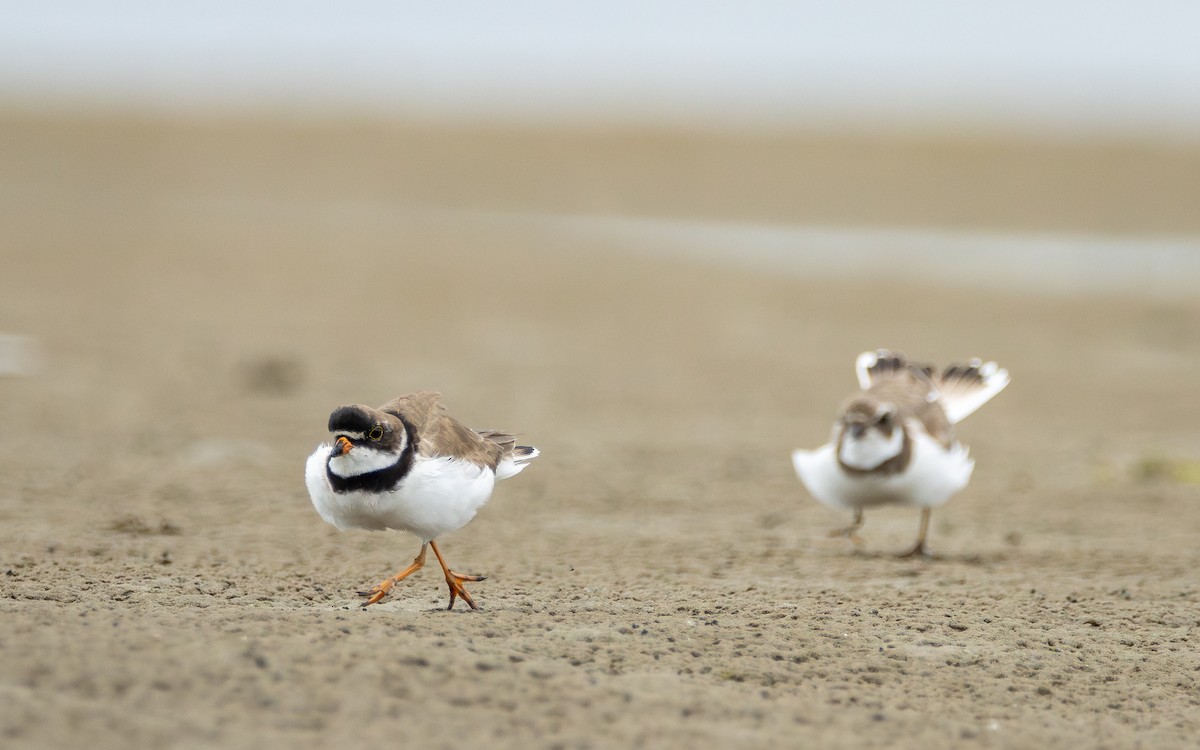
[491,210,1200,298]
[2,1,1199,138]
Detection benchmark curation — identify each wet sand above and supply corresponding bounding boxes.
[1,112,1198,749]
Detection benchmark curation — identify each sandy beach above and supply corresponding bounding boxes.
[1,112,1198,748]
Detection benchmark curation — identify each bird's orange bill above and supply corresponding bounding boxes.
[334,436,352,455]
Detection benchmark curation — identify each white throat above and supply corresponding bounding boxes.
[838,427,904,470]
[327,445,401,477]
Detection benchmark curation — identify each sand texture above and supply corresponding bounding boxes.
[1,113,1198,749]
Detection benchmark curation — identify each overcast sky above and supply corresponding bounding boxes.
[2,1,1198,135]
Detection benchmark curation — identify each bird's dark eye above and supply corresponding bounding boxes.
[368,426,384,441]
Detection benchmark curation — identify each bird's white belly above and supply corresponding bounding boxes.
[305,445,495,541]
[792,431,974,511]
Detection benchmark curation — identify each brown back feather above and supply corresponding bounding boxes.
[862,364,956,448]
[378,391,506,469]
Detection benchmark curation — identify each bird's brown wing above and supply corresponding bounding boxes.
[379,391,505,469]
[866,368,955,448]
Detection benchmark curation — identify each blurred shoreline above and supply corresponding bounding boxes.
[5,107,1198,229]
[4,106,1199,302]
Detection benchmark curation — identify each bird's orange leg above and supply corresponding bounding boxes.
[359,543,427,606]
[829,508,866,546]
[898,508,933,558]
[428,540,485,611]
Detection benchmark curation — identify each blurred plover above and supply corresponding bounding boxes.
[792,350,1009,557]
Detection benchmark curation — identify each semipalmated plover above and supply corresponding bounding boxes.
[792,350,1009,557]
[305,391,538,609]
